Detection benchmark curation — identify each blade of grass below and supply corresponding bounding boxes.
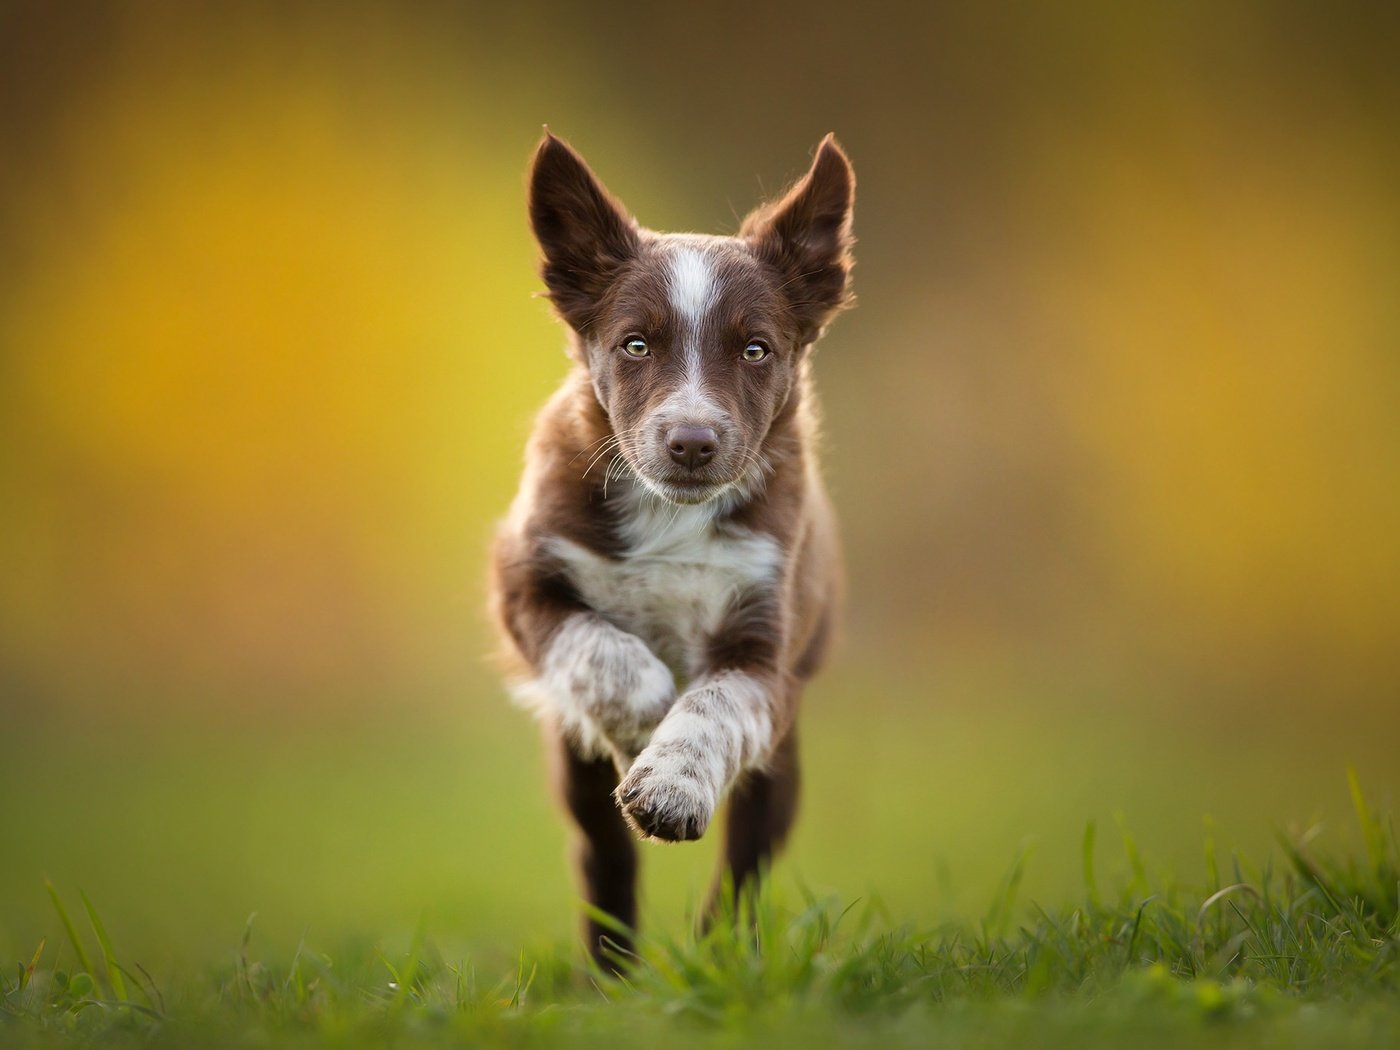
[1124,895,1158,966]
[1347,766,1394,908]
[21,939,45,991]
[985,844,1032,939]
[236,913,258,1002]
[71,998,162,1020]
[45,881,95,979]
[114,963,163,1015]
[390,914,427,1009]
[1117,815,1148,894]
[1082,821,1100,910]
[508,950,537,1009]
[79,890,127,1001]
[133,961,166,1016]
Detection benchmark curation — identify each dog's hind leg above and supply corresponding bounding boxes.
[704,725,800,924]
[550,729,639,972]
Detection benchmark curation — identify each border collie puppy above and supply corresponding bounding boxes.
[491,131,854,965]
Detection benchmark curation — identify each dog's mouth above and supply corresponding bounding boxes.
[615,439,752,506]
[636,471,738,506]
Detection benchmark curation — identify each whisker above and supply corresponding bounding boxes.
[581,437,623,479]
[666,493,687,533]
[567,431,619,467]
[603,438,639,498]
[602,453,622,496]
[734,444,768,477]
[580,425,647,481]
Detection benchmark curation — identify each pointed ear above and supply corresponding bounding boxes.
[741,134,856,344]
[528,132,641,331]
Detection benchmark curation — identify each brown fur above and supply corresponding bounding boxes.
[490,132,853,966]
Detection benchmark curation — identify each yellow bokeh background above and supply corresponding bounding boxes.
[1,0,1396,963]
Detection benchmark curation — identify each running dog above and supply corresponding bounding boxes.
[491,131,854,965]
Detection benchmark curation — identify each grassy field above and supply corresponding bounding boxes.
[5,768,1397,1048]
[3,668,1398,1047]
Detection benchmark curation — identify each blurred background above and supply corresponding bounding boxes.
[2,1,1397,967]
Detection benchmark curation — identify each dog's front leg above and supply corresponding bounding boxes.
[615,667,781,842]
[495,537,676,766]
[538,612,677,767]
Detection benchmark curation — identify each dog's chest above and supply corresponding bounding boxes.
[546,501,780,678]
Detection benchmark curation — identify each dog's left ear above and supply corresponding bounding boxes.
[741,134,855,345]
[528,132,641,332]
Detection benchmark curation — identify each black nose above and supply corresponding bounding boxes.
[666,426,718,470]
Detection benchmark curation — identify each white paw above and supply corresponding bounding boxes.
[538,614,675,757]
[614,743,719,842]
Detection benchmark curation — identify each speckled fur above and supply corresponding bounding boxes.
[490,131,854,964]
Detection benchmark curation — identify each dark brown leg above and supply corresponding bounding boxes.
[704,727,800,923]
[549,729,639,971]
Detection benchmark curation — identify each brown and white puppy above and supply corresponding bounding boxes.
[491,131,853,965]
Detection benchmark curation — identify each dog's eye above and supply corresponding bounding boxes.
[621,337,650,358]
[741,340,771,362]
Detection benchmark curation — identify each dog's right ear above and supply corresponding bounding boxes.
[528,132,640,332]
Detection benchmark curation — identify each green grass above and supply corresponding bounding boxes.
[5,772,1397,1049]
[3,668,1396,1047]
[5,666,1396,967]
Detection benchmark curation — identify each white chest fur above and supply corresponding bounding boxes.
[545,497,781,681]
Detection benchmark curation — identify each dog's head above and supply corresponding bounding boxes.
[527,132,855,505]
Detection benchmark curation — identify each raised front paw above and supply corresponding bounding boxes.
[614,746,718,842]
[540,614,675,758]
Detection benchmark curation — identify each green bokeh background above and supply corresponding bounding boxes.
[2,2,1397,968]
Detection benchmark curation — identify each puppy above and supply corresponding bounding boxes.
[491,131,854,965]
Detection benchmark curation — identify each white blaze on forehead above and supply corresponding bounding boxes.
[663,244,724,419]
[666,246,717,324]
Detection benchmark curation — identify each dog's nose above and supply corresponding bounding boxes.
[666,426,718,470]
